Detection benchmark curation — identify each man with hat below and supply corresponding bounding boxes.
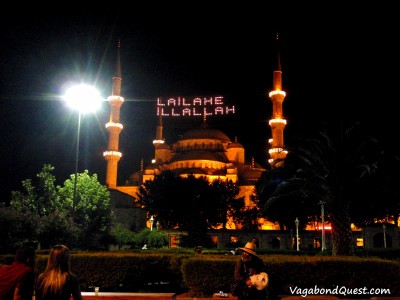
[232,241,268,300]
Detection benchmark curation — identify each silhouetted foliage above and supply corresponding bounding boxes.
[136,171,243,231]
[0,207,38,253]
[256,121,383,255]
[136,171,244,246]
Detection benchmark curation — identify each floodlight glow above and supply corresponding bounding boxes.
[65,84,102,113]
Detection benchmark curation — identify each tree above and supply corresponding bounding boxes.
[58,170,113,249]
[137,171,244,229]
[136,171,244,247]
[209,178,244,229]
[10,164,112,250]
[8,164,69,247]
[238,205,262,231]
[350,150,400,227]
[136,170,184,229]
[374,152,400,225]
[147,229,169,248]
[133,228,168,248]
[256,163,326,231]
[36,211,79,249]
[0,207,38,253]
[178,175,213,231]
[11,164,62,216]
[257,121,381,255]
[110,223,135,250]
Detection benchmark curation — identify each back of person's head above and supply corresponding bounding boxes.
[39,245,71,296]
[46,245,71,273]
[15,245,35,267]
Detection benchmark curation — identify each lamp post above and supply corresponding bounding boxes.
[295,217,299,251]
[382,224,387,248]
[319,201,326,252]
[64,84,102,208]
[156,220,160,230]
[290,229,293,250]
[150,215,154,231]
[72,110,81,209]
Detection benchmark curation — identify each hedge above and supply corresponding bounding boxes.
[2,252,400,298]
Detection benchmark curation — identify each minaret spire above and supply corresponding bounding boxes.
[202,112,207,127]
[276,32,281,72]
[115,40,122,79]
[153,111,166,164]
[153,114,163,143]
[103,40,124,189]
[268,32,287,167]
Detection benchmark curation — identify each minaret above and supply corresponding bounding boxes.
[153,113,165,163]
[103,40,124,188]
[153,113,164,145]
[268,33,287,167]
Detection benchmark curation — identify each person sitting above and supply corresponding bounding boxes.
[0,245,36,300]
[35,245,82,300]
[233,242,268,300]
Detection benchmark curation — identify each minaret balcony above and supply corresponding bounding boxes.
[153,139,165,144]
[105,122,123,129]
[269,118,287,125]
[103,151,122,160]
[269,148,288,154]
[268,90,286,97]
[107,95,125,103]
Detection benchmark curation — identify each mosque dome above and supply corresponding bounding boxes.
[179,124,231,142]
[170,150,228,163]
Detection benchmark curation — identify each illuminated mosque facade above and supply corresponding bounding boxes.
[102,39,286,231]
[102,40,398,249]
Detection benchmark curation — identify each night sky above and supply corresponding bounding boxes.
[0,16,398,202]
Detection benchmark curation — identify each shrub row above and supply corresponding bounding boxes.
[4,252,400,298]
[182,254,400,298]
[34,252,190,293]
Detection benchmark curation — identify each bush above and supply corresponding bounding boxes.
[133,228,168,249]
[32,251,400,298]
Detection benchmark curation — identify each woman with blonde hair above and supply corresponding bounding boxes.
[35,245,82,300]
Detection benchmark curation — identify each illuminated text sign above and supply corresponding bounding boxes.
[156,96,235,117]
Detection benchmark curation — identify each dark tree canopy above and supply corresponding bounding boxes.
[136,171,244,240]
[256,120,384,255]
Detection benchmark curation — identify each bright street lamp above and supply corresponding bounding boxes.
[150,215,154,231]
[64,84,102,208]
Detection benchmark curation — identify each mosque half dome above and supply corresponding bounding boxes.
[155,143,170,149]
[228,141,244,149]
